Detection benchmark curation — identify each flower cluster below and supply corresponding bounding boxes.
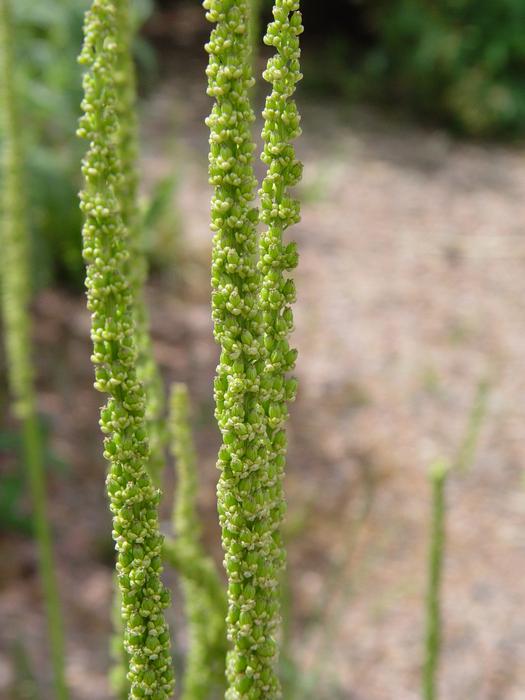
[204,0,302,697]
[257,0,303,668]
[113,0,166,487]
[77,2,173,698]
[170,383,227,700]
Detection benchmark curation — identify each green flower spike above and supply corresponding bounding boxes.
[204,0,288,697]
[169,383,227,700]
[77,2,174,698]
[114,0,166,487]
[110,6,167,693]
[257,0,303,671]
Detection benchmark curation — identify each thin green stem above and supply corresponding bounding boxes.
[109,576,128,700]
[455,379,489,473]
[0,1,68,697]
[423,460,449,700]
[422,379,490,700]
[162,538,227,630]
[249,0,262,79]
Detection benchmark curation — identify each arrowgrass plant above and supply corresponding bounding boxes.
[109,5,168,693]
[77,1,174,697]
[0,1,68,698]
[204,0,302,696]
[204,0,272,694]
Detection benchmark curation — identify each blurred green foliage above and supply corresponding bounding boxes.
[12,0,87,289]
[5,0,524,297]
[295,0,525,137]
[362,0,525,137]
[6,0,156,291]
[0,415,69,535]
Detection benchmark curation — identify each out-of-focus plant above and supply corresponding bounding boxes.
[8,0,87,288]
[169,383,227,700]
[423,458,449,700]
[0,419,68,535]
[423,380,490,700]
[0,0,69,697]
[5,0,157,290]
[77,1,174,697]
[363,0,525,137]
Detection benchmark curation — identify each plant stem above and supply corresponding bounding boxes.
[0,1,68,697]
[249,0,262,78]
[455,379,489,473]
[109,3,167,695]
[23,413,69,700]
[423,460,449,700]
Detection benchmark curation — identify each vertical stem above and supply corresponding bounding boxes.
[248,0,261,79]
[423,460,448,700]
[109,578,128,700]
[455,379,489,473]
[0,1,68,698]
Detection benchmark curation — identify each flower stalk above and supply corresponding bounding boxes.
[77,2,174,697]
[113,0,166,488]
[257,0,303,681]
[109,4,168,695]
[204,0,278,697]
[0,1,68,698]
[204,0,302,696]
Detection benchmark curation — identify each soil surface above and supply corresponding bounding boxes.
[2,68,525,699]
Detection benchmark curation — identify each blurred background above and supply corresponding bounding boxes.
[2,0,525,698]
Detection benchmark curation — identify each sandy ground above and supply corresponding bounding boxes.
[2,71,525,699]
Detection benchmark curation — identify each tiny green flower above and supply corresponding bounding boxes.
[77,2,174,698]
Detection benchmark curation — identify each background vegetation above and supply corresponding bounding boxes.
[9,0,525,290]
